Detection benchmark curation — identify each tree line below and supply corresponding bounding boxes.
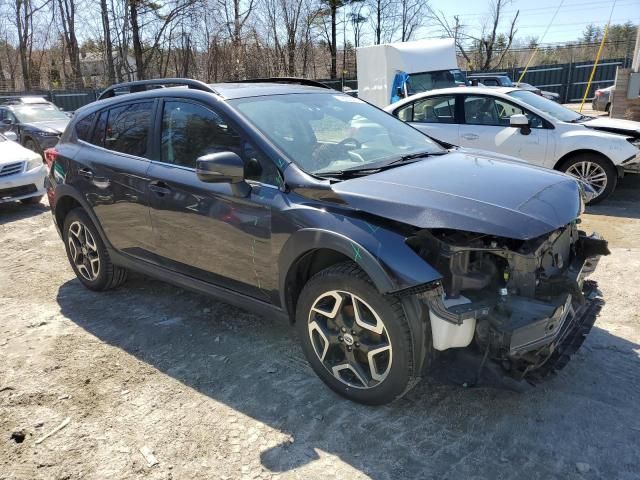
[0,0,636,91]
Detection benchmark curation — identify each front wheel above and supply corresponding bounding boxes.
[559,153,617,204]
[63,208,128,291]
[296,262,419,405]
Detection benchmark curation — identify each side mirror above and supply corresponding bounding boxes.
[510,114,531,135]
[4,131,17,142]
[396,87,405,99]
[196,151,250,196]
[2,118,13,126]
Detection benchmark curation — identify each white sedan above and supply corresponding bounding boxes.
[385,86,640,203]
[0,132,47,205]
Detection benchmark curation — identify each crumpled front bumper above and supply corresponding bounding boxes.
[418,235,608,383]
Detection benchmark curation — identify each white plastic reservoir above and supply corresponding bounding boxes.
[430,295,476,351]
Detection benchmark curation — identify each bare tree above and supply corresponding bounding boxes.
[55,0,83,87]
[367,0,396,45]
[349,1,366,48]
[217,0,256,79]
[99,0,116,84]
[430,0,519,71]
[12,0,51,89]
[399,0,425,42]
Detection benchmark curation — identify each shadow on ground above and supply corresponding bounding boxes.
[0,201,49,225]
[585,174,640,219]
[56,274,640,479]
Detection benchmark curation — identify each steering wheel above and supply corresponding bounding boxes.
[337,137,362,150]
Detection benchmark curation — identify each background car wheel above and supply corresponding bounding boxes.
[296,261,419,405]
[559,153,617,204]
[605,103,611,114]
[23,138,42,158]
[63,208,127,291]
[20,195,43,205]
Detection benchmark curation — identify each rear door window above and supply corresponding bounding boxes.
[411,96,456,123]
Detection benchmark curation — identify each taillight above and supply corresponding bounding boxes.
[44,147,59,167]
[595,90,603,97]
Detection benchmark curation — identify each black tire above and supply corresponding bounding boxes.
[296,261,419,405]
[23,138,42,158]
[63,208,128,291]
[20,195,43,205]
[559,153,617,205]
[605,103,611,114]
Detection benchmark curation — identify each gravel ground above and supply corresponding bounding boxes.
[1,176,639,480]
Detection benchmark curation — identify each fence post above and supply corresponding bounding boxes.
[564,60,573,104]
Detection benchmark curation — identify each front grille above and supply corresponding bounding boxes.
[0,183,37,199]
[0,162,24,177]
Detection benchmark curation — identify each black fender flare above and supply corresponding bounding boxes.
[278,229,396,309]
[51,184,113,250]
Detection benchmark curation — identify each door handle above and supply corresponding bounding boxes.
[149,181,171,196]
[78,168,94,179]
[462,133,479,140]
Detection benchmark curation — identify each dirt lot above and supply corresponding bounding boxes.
[1,176,639,480]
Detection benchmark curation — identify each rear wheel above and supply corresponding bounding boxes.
[296,262,419,405]
[63,208,127,291]
[559,153,617,204]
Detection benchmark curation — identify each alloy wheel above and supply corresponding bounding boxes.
[67,221,101,281]
[565,161,608,197]
[307,290,392,389]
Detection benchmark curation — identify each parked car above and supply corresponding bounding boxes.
[515,82,560,102]
[0,131,47,205]
[385,86,640,203]
[0,95,56,107]
[47,78,608,405]
[0,103,70,156]
[592,85,614,113]
[467,74,514,87]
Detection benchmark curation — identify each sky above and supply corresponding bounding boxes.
[424,0,640,45]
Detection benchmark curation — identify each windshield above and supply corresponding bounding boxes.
[407,69,466,95]
[13,106,68,123]
[508,90,581,122]
[231,93,444,175]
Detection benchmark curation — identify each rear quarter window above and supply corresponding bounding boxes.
[75,113,96,142]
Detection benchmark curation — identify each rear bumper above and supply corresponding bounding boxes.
[0,165,47,203]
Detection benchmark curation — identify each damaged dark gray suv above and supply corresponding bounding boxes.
[47,78,609,405]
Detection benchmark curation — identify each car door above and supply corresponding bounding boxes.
[394,94,460,145]
[73,101,156,258]
[458,94,549,165]
[146,98,276,301]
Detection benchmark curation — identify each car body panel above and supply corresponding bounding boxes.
[145,161,274,301]
[329,152,583,240]
[0,134,46,202]
[385,87,640,170]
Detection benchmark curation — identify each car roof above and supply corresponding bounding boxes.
[384,86,527,111]
[467,74,510,78]
[72,81,339,119]
[210,82,334,99]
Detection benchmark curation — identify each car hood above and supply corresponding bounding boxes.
[0,139,38,165]
[22,119,69,134]
[331,151,583,240]
[583,117,640,138]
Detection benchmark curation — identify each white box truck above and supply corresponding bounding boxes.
[356,38,465,108]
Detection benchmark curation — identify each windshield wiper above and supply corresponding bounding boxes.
[314,150,446,179]
[569,114,592,123]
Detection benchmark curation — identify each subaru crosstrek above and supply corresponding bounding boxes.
[46,78,609,405]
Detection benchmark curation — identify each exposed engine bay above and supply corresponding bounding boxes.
[407,223,610,382]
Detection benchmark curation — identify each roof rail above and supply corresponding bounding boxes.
[231,77,332,89]
[98,78,219,101]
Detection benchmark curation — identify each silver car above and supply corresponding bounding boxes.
[592,85,614,113]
